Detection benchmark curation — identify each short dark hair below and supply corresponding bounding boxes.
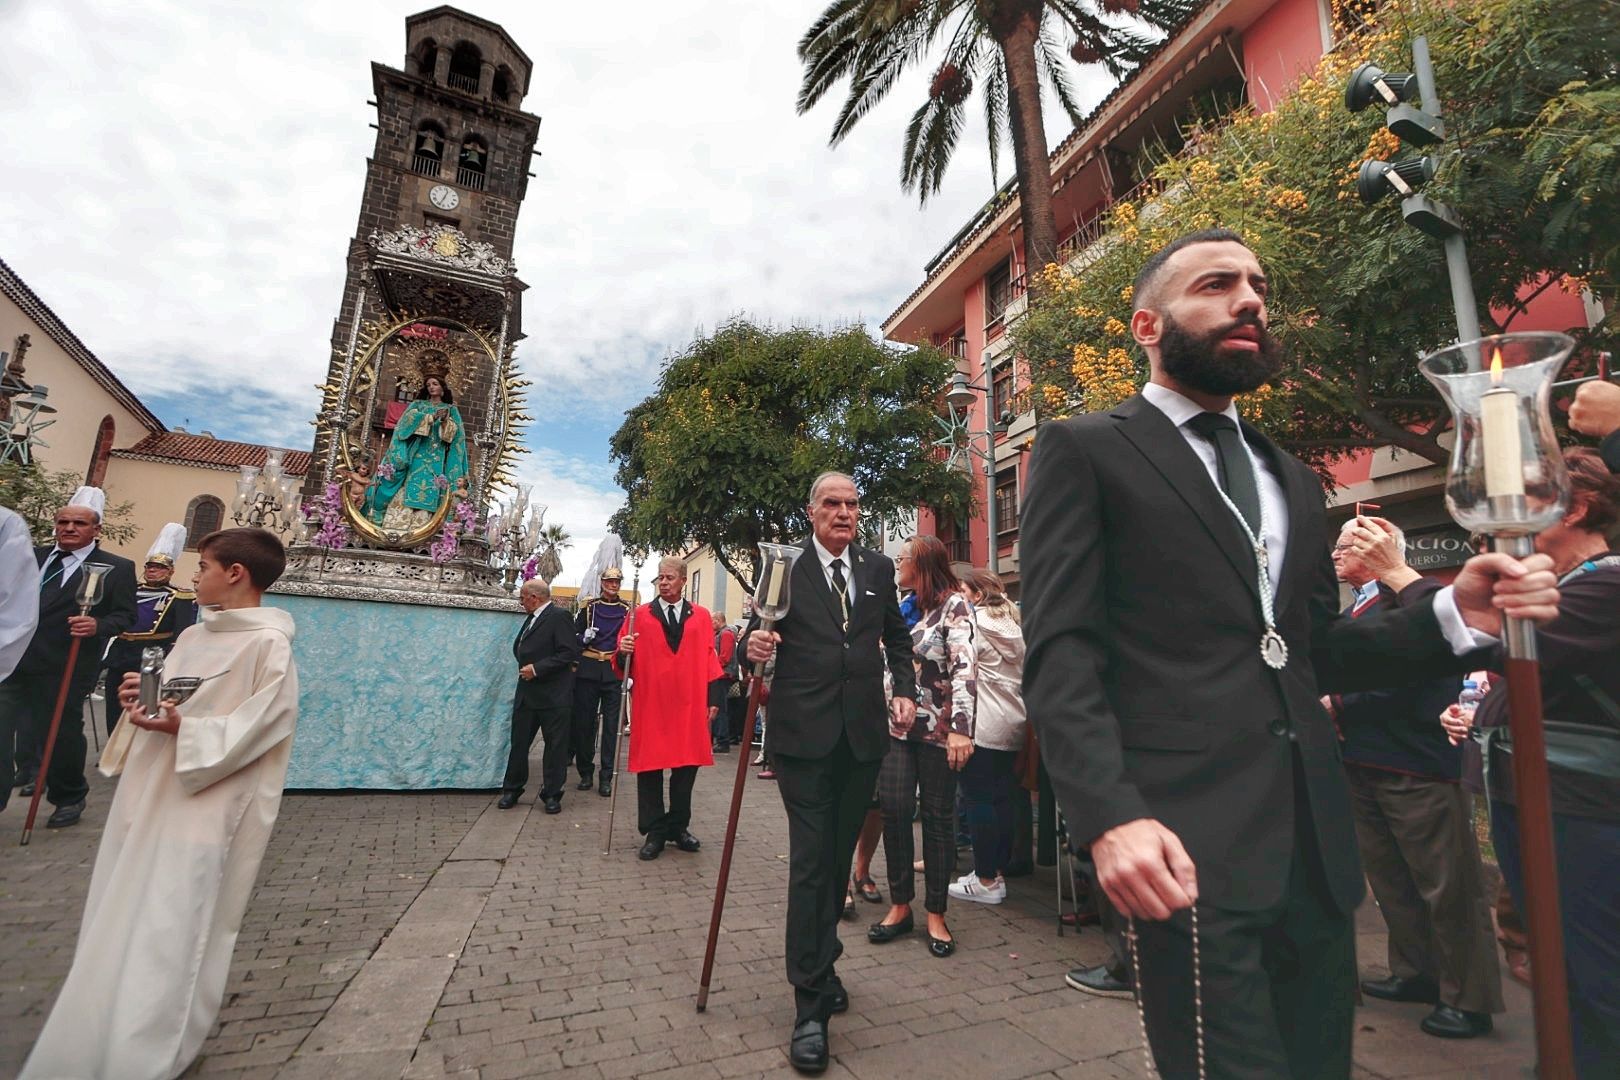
[1565,447,1620,537]
[905,534,960,614]
[1132,228,1249,312]
[196,527,287,591]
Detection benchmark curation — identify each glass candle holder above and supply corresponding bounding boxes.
[1419,332,1573,536]
[753,542,803,623]
[75,562,109,612]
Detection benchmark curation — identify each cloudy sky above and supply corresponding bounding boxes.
[1,0,1122,585]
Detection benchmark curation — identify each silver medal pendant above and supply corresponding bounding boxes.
[1260,628,1288,670]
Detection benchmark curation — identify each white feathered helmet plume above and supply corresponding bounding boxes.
[576,533,625,603]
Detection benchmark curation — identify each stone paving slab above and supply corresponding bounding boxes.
[0,716,1540,1079]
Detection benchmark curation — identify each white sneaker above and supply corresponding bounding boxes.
[948,875,1006,905]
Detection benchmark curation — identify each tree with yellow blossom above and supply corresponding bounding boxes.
[1013,0,1617,479]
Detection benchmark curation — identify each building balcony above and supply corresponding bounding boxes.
[411,154,441,177]
[945,538,972,564]
[447,70,479,93]
[456,167,486,191]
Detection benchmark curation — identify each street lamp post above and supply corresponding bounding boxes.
[945,370,1007,575]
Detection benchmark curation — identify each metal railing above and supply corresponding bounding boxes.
[411,154,440,177]
[945,538,972,564]
[447,70,479,93]
[456,167,486,191]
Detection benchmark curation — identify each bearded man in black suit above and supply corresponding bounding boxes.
[1,492,137,826]
[1020,229,1561,1078]
[745,471,915,1075]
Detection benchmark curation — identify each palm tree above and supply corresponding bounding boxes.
[536,523,571,584]
[797,0,1195,277]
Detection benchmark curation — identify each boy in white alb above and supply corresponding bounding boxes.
[23,527,299,1080]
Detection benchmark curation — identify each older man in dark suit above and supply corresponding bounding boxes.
[1020,229,1560,1078]
[746,471,916,1075]
[1,489,137,826]
[500,578,580,813]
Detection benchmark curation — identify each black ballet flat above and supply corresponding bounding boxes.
[867,914,914,943]
[927,931,955,958]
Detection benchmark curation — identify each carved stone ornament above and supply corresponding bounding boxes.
[369,224,512,278]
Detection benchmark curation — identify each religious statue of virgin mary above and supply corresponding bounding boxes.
[363,372,469,529]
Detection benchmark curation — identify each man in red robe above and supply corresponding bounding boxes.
[617,556,722,860]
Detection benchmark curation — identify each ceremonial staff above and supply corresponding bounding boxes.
[1422,332,1576,1076]
[601,566,641,855]
[22,563,110,846]
[697,542,802,1012]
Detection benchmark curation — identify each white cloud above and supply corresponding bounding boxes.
[3,0,1124,584]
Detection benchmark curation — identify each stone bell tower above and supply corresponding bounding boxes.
[306,6,541,508]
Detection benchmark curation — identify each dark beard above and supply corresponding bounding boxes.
[1158,313,1284,396]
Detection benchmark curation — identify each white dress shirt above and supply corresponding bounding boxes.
[657,597,685,624]
[810,535,855,613]
[518,600,550,639]
[1139,382,1487,653]
[40,541,97,589]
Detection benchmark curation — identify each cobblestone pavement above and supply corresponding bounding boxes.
[3,729,1537,1079]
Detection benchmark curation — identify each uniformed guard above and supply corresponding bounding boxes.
[570,567,631,796]
[101,523,197,736]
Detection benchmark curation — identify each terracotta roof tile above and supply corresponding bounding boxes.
[111,432,310,475]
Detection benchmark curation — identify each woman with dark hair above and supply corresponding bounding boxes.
[1443,448,1620,1075]
[869,534,976,957]
[949,569,1026,905]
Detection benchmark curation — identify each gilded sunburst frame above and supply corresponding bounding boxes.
[316,312,526,550]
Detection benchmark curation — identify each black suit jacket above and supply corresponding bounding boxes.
[513,603,579,709]
[764,539,915,763]
[1021,395,1462,913]
[11,544,138,688]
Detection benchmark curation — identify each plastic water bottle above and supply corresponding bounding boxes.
[1457,679,1485,720]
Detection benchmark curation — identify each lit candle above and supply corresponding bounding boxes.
[763,559,784,608]
[1479,349,1525,498]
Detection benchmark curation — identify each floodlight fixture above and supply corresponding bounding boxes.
[1356,156,1436,205]
[1344,63,1420,112]
[945,373,977,411]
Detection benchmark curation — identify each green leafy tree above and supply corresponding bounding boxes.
[1012,0,1618,477]
[0,463,138,546]
[797,0,1197,276]
[609,320,972,589]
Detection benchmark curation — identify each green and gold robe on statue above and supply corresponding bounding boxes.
[365,399,469,527]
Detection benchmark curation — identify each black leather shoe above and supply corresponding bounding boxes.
[45,800,85,829]
[788,1019,828,1074]
[10,774,27,788]
[927,930,955,958]
[543,796,562,815]
[1065,963,1134,998]
[19,782,36,797]
[713,740,730,754]
[576,772,594,791]
[496,791,520,810]
[867,914,914,943]
[1420,1004,1493,1039]
[1361,974,1440,1004]
[828,983,849,1014]
[673,830,701,852]
[639,836,665,861]
[598,777,612,797]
